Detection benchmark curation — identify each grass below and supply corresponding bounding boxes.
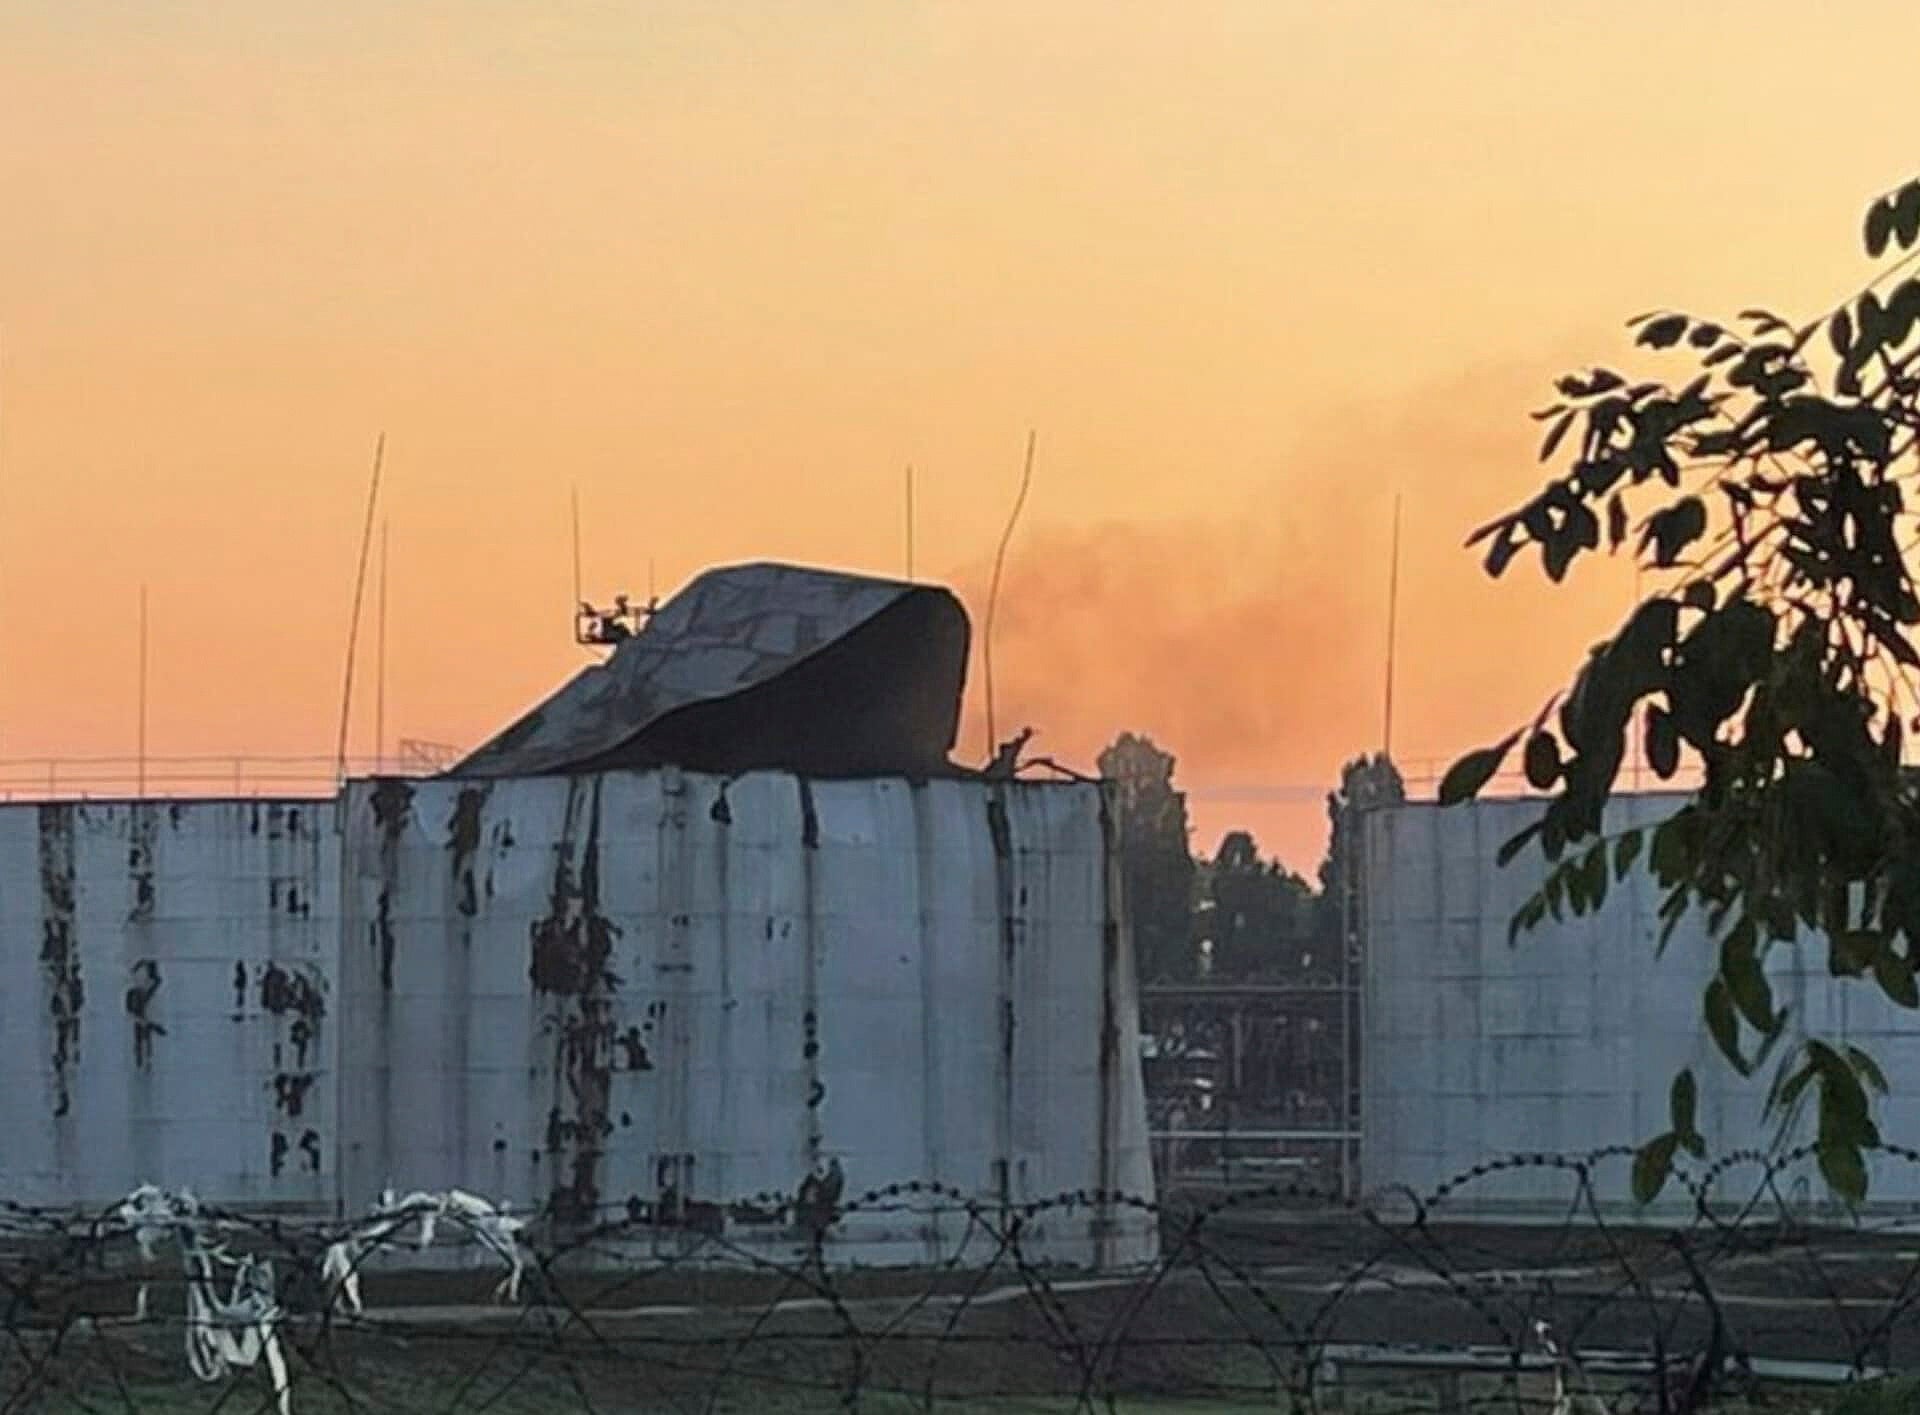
[0,1241,1879,1415]
[23,1397,1291,1415]
[15,1386,1843,1415]
[1834,1379,1920,1415]
[3,1334,1851,1415]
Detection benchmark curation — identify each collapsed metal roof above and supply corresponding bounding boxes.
[452,561,972,780]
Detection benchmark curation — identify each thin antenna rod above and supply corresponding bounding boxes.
[571,484,583,613]
[983,429,1037,759]
[1383,493,1402,759]
[0,326,6,768]
[376,519,389,775]
[137,584,148,800]
[905,465,916,583]
[0,325,6,767]
[335,432,386,787]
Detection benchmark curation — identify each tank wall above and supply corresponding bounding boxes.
[337,770,1157,1267]
[0,800,338,1210]
[1363,796,1920,1217]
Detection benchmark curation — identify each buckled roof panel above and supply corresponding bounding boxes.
[452,562,972,780]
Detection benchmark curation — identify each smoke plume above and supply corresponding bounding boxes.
[942,350,1633,867]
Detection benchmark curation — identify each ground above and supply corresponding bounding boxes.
[3,1205,1915,1413]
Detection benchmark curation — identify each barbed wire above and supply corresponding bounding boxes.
[0,1148,1913,1413]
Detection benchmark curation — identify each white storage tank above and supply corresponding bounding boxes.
[0,799,337,1209]
[1362,795,1920,1219]
[336,768,1158,1268]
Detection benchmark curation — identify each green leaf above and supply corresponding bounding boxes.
[1522,731,1561,790]
[1646,707,1680,779]
[1438,733,1520,806]
[1818,1142,1868,1206]
[1859,293,1887,354]
[1785,760,1881,873]
[1582,842,1609,912]
[1615,596,1679,686]
[1830,308,1855,358]
[1754,1006,1791,1076]
[1507,893,1547,947]
[1638,314,1689,349]
[1607,494,1628,549]
[1867,197,1896,258]
[1767,1052,1816,1119]
[1704,977,1742,1071]
[1668,599,1775,749]
[1496,820,1544,868]
[1893,277,1920,339]
[1613,829,1643,881]
[1632,1132,1680,1205]
[1465,514,1505,548]
[1669,1069,1698,1136]
[1810,1041,1878,1149]
[1874,943,1919,1009]
[1722,918,1774,1041]
[1650,813,1693,883]
[1539,410,1577,462]
[1681,580,1715,612]
[1659,900,1689,953]
[1830,930,1878,978]
[1646,497,1708,568]
[1897,181,1920,250]
[1848,1046,1891,1097]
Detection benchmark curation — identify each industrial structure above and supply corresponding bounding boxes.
[1139,981,1354,1196]
[1360,794,1920,1218]
[459,562,972,781]
[337,768,1153,1266]
[0,799,338,1210]
[0,563,1157,1268]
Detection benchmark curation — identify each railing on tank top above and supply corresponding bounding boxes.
[0,741,462,802]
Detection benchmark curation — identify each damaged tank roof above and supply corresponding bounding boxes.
[452,561,972,780]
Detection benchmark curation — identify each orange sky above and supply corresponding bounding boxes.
[1,3,1915,870]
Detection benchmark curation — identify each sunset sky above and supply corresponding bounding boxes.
[1,2,1915,870]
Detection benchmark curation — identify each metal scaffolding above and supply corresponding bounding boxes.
[1139,979,1356,1198]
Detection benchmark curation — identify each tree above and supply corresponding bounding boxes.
[1316,753,1406,964]
[1443,175,1920,1204]
[1100,733,1198,983]
[1206,830,1316,980]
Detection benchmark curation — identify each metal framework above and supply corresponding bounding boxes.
[1139,792,1371,1201]
[1139,977,1355,1197]
[0,749,457,802]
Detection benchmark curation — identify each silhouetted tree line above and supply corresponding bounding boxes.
[1098,733,1405,984]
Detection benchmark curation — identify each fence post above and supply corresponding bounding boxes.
[1220,1090,1232,1187]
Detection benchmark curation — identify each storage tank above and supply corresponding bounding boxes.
[336,768,1158,1268]
[1362,795,1920,1219]
[0,799,337,1210]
